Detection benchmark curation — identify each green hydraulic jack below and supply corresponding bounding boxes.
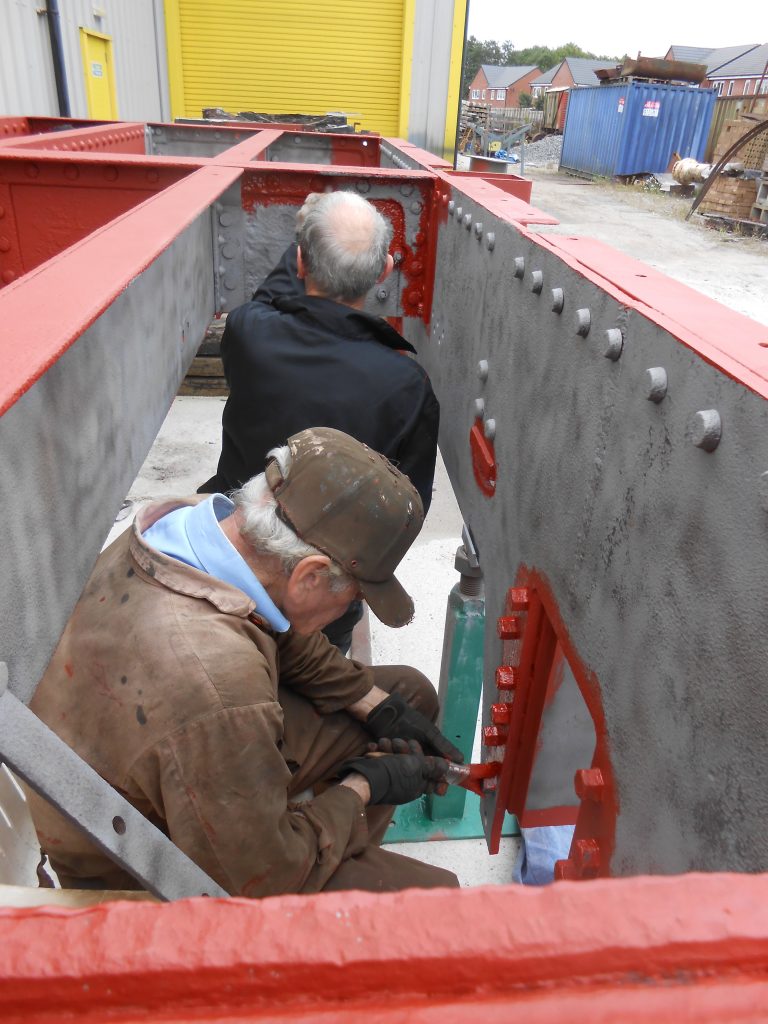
[387,530,519,842]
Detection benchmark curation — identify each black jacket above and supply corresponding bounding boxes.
[201,245,439,512]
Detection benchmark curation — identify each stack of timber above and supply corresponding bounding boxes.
[179,316,228,396]
[698,116,763,221]
[751,155,768,224]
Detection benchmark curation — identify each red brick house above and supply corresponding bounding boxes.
[665,43,767,97]
[467,64,541,107]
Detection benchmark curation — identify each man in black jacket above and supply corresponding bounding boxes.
[200,190,440,651]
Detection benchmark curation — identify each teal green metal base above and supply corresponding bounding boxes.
[386,792,518,842]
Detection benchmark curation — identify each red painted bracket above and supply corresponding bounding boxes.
[470,418,497,496]
[486,572,616,874]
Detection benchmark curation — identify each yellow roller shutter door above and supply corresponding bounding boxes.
[167,0,407,135]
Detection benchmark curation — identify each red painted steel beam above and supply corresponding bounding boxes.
[0,117,32,141]
[0,117,115,144]
[0,152,206,285]
[2,122,146,155]
[0,164,241,417]
[0,874,766,1020]
[239,164,439,322]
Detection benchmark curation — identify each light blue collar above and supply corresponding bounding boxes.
[142,495,290,632]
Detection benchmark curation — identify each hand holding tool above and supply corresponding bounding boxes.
[365,692,464,762]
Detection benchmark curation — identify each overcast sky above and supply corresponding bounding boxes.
[466,0,765,60]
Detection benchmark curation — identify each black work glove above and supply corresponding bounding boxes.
[340,739,449,805]
[365,692,464,763]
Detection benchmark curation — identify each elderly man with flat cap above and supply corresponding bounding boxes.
[26,428,461,897]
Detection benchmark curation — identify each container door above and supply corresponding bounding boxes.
[80,30,118,119]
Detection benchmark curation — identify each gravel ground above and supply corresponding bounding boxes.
[517,133,563,168]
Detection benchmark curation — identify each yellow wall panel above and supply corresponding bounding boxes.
[167,0,407,134]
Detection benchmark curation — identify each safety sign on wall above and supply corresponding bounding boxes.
[642,100,660,117]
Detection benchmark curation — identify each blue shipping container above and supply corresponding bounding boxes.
[560,82,716,177]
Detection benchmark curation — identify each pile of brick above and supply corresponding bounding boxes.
[698,113,765,221]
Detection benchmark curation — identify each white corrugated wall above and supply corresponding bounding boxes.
[0,0,169,121]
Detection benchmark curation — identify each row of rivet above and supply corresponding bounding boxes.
[506,255,724,452]
[474,355,721,451]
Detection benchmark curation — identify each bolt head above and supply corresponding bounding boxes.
[688,409,722,452]
[483,724,508,747]
[497,616,522,640]
[644,366,668,402]
[506,587,530,611]
[604,328,623,361]
[496,666,518,691]
[575,308,591,337]
[574,768,605,802]
[491,702,511,726]
[376,287,389,302]
[573,838,601,875]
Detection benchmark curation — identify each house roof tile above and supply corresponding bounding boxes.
[480,64,540,88]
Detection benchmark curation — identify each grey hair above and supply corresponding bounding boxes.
[230,445,353,591]
[297,190,393,303]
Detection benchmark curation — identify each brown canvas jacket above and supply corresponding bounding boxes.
[26,498,376,896]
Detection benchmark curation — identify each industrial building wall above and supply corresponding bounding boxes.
[164,0,466,158]
[0,0,170,121]
[407,0,467,159]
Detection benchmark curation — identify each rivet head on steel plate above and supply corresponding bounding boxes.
[604,328,623,361]
[575,308,591,337]
[448,201,455,215]
[455,206,463,219]
[356,180,370,193]
[410,200,423,214]
[474,398,485,418]
[688,409,722,452]
[551,287,564,313]
[400,184,414,197]
[513,257,525,279]
[376,288,389,302]
[530,270,543,294]
[474,221,483,237]
[477,359,489,382]
[644,367,668,402]
[484,418,496,441]
[463,213,472,229]
[486,232,495,250]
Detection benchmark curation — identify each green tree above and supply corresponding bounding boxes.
[519,92,533,108]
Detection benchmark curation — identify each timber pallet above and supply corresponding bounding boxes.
[179,315,228,396]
